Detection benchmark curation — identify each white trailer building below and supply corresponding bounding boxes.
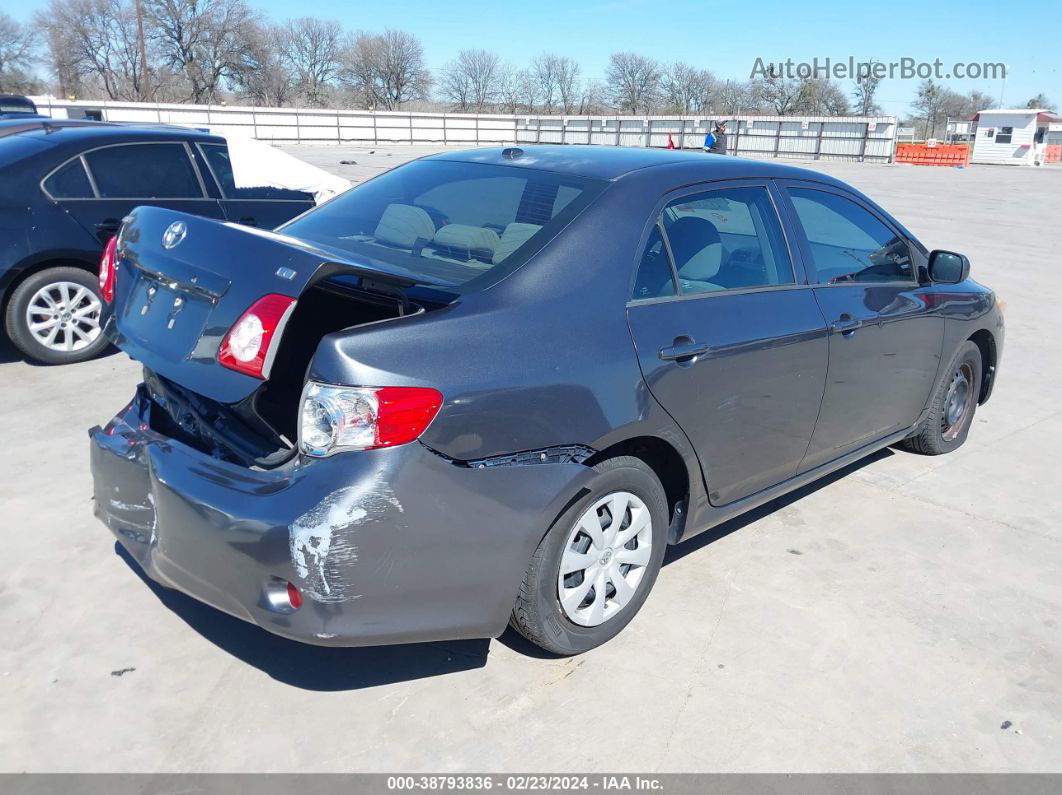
[970,108,1062,166]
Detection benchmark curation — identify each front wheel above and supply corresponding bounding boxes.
[4,267,109,365]
[511,456,668,655]
[901,340,982,455]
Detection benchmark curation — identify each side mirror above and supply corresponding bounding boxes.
[928,250,970,284]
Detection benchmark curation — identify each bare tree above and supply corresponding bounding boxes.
[795,78,850,115]
[754,71,806,114]
[497,64,525,113]
[912,79,944,139]
[530,53,562,113]
[553,55,581,114]
[578,79,608,114]
[339,28,430,110]
[852,60,883,116]
[230,20,293,106]
[38,0,152,100]
[661,61,714,113]
[146,0,257,103]
[282,17,341,106]
[0,12,39,92]
[605,52,661,113]
[716,80,758,114]
[440,49,501,112]
[965,89,995,113]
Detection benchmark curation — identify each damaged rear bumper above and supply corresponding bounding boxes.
[90,389,596,647]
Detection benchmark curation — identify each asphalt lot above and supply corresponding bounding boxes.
[1,147,1059,772]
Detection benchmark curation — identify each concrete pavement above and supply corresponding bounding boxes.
[1,149,1058,772]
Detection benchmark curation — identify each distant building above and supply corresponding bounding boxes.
[970,108,1062,166]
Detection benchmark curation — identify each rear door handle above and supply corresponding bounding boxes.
[239,216,258,227]
[829,314,862,335]
[658,339,710,362]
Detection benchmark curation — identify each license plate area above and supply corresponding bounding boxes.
[120,275,212,362]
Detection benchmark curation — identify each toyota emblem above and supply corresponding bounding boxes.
[162,221,187,249]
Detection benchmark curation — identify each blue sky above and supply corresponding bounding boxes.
[8,0,1060,115]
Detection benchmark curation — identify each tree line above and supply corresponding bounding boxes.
[0,3,1053,130]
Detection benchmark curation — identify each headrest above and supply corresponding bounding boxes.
[374,203,436,248]
[667,216,722,280]
[433,224,500,260]
[493,223,542,263]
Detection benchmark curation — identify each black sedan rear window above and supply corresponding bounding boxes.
[280,160,605,289]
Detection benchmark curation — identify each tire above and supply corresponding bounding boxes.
[901,340,982,455]
[511,455,669,655]
[4,267,110,365]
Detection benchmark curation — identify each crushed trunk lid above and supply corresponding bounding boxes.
[107,206,417,404]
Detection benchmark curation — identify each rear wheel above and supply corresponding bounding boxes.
[5,267,109,365]
[511,456,668,655]
[901,340,982,455]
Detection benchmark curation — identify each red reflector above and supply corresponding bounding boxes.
[374,387,444,448]
[286,582,303,609]
[218,294,296,379]
[98,236,118,304]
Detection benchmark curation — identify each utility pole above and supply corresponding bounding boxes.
[135,0,150,100]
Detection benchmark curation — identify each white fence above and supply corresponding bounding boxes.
[31,97,898,163]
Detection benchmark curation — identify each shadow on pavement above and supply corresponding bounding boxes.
[115,543,491,691]
[114,447,895,674]
[664,447,893,566]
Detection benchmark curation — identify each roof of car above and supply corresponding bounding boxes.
[0,118,224,145]
[425,144,847,183]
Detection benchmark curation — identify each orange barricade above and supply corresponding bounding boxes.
[1046,145,1062,164]
[895,143,971,167]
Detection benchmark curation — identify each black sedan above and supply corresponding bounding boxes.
[90,146,1003,655]
[0,120,314,364]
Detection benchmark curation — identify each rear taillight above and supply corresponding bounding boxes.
[98,236,118,304]
[218,294,296,379]
[299,382,443,457]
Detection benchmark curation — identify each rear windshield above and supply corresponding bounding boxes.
[280,159,605,290]
[0,99,36,114]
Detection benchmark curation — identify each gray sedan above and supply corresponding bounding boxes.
[90,146,1003,655]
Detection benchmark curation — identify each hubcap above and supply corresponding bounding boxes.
[25,281,102,353]
[557,491,653,627]
[941,362,974,441]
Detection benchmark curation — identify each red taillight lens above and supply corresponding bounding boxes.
[218,294,296,379]
[286,582,303,609]
[98,236,118,304]
[375,387,445,448]
[299,383,444,456]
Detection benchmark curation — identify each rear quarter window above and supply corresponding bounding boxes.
[43,159,94,198]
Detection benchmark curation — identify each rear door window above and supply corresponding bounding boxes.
[280,160,606,290]
[84,143,203,199]
[43,159,94,198]
[787,188,913,283]
[199,143,313,200]
[657,186,793,295]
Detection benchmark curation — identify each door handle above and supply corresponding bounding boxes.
[658,338,710,362]
[239,216,258,227]
[829,314,862,336]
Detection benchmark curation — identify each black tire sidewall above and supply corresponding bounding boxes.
[529,459,668,655]
[933,341,982,453]
[5,267,109,365]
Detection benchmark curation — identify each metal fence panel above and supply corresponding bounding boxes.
[29,97,896,161]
